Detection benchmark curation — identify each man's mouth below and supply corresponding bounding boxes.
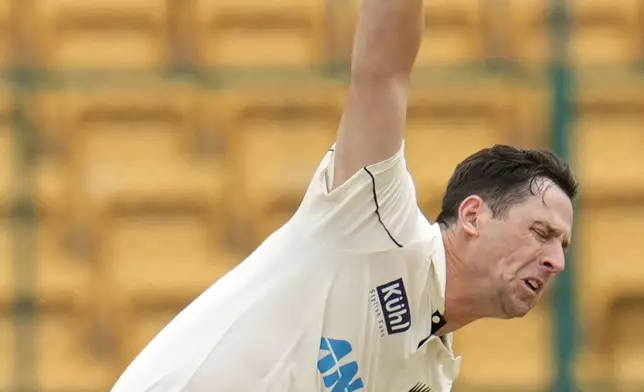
[523,278,542,293]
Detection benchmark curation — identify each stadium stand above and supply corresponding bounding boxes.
[2,0,644,390]
[609,296,644,391]
[0,0,9,70]
[405,83,513,203]
[417,0,484,66]
[577,204,644,366]
[0,315,13,390]
[104,203,238,305]
[505,0,550,67]
[35,308,118,391]
[568,0,643,67]
[0,217,10,305]
[454,302,554,391]
[39,84,224,211]
[227,88,342,244]
[32,0,168,69]
[115,302,186,369]
[572,83,644,201]
[193,0,326,68]
[0,82,13,211]
[572,81,644,389]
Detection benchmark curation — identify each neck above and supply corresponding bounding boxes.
[436,224,493,335]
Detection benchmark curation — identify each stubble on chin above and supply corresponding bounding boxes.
[498,285,532,319]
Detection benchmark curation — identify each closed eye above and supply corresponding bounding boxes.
[532,228,548,240]
[562,239,570,253]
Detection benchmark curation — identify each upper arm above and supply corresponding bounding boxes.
[330,0,423,190]
[332,77,410,190]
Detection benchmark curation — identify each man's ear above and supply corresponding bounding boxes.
[458,195,485,237]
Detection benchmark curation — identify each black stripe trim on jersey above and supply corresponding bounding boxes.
[409,382,432,392]
[417,312,447,349]
[363,166,403,248]
[417,336,429,349]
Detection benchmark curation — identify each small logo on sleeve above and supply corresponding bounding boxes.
[370,278,411,336]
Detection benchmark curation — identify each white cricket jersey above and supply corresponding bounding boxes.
[110,143,462,392]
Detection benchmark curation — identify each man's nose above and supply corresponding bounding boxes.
[540,252,565,274]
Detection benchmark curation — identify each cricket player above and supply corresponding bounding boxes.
[110,0,577,390]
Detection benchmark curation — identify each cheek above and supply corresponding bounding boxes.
[500,235,540,275]
[479,226,535,276]
[514,237,543,271]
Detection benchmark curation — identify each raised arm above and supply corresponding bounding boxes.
[331,0,424,190]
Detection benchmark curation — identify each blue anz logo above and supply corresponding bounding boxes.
[317,337,364,392]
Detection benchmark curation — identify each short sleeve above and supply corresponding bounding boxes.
[294,142,419,251]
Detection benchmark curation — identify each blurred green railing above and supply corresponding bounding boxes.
[548,0,578,391]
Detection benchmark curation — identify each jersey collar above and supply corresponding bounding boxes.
[429,223,447,320]
[416,223,450,351]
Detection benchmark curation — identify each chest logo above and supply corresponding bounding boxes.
[318,337,365,392]
[370,278,412,337]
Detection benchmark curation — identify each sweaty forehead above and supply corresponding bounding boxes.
[520,181,574,234]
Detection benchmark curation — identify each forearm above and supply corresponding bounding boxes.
[351,0,424,81]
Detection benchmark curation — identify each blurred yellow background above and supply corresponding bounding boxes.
[0,0,643,391]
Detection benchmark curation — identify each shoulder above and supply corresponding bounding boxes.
[293,142,420,252]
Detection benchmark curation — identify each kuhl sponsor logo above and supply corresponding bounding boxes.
[376,278,411,335]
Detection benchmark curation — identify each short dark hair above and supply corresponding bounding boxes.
[436,144,578,226]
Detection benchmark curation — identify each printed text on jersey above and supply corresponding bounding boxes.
[373,278,411,335]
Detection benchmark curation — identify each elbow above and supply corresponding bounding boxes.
[350,68,411,90]
[349,46,419,84]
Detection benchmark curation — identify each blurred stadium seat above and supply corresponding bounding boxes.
[573,84,644,200]
[193,0,325,68]
[35,214,95,309]
[417,0,484,67]
[405,84,512,204]
[0,315,13,390]
[33,0,168,69]
[117,303,185,367]
[506,0,644,68]
[609,297,644,391]
[576,202,644,390]
[506,0,549,67]
[30,84,239,316]
[0,213,94,310]
[508,84,551,149]
[0,86,68,214]
[0,83,12,210]
[35,309,118,391]
[40,85,226,213]
[104,205,240,305]
[229,88,341,243]
[0,217,9,305]
[577,204,644,328]
[454,303,553,391]
[0,0,10,70]
[569,0,643,67]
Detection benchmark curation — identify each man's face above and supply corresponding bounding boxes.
[474,182,574,318]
